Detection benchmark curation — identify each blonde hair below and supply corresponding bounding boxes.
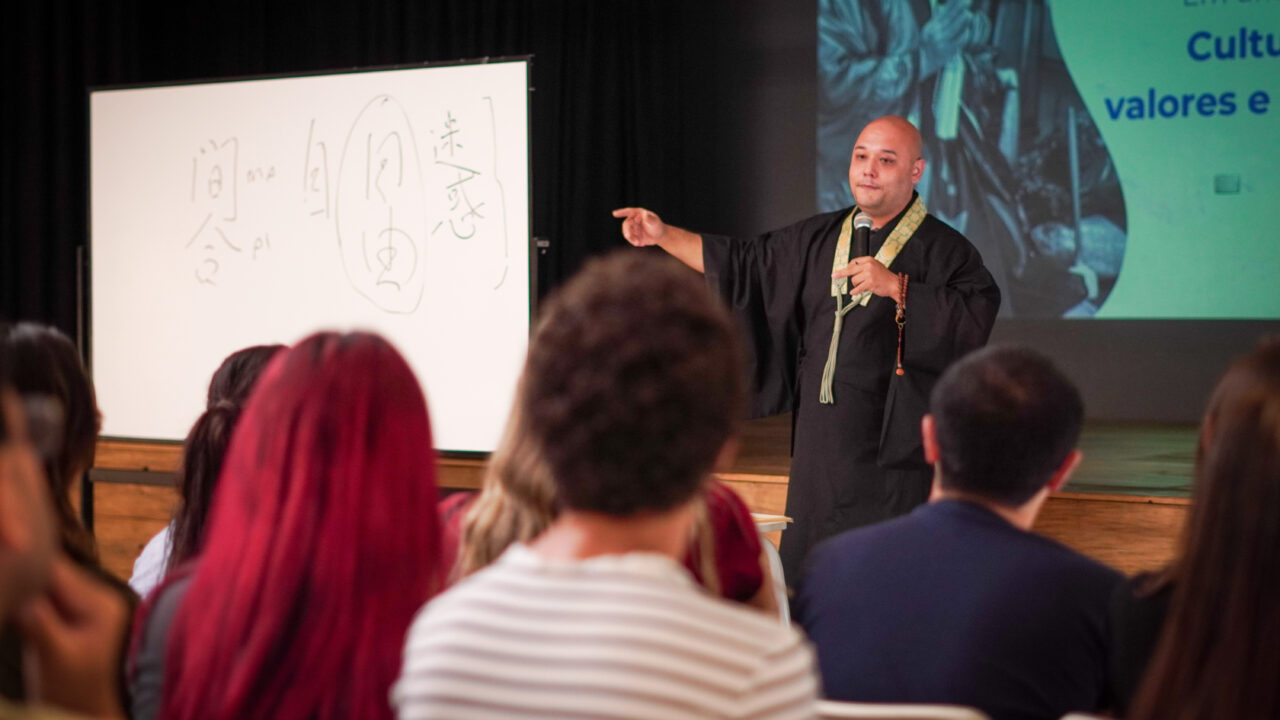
[452,400,558,581]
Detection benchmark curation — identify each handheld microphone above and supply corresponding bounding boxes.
[853,213,873,258]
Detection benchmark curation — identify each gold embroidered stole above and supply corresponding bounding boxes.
[819,195,927,404]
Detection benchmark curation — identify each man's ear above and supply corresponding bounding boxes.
[921,414,939,465]
[911,157,926,185]
[1046,449,1083,492]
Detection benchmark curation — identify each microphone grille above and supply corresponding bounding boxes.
[853,213,873,230]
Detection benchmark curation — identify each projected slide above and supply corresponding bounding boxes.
[818,0,1279,319]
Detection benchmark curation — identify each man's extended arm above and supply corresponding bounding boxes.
[612,207,704,273]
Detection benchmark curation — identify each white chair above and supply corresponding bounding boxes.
[816,700,991,720]
[760,534,790,624]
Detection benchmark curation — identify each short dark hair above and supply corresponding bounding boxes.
[930,345,1083,506]
[521,251,745,516]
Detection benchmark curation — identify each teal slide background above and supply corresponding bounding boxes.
[1052,0,1279,318]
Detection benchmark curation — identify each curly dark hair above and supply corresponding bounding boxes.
[521,251,746,516]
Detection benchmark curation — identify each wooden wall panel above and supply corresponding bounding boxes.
[92,483,177,581]
[91,439,1188,584]
[1033,493,1186,575]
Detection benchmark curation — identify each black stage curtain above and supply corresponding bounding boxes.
[2,0,747,339]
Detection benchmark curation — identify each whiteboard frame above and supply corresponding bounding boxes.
[85,56,536,457]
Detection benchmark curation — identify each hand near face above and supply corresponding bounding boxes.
[17,557,130,720]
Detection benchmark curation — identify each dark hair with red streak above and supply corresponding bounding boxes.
[160,332,442,720]
[1129,336,1280,720]
[166,344,284,572]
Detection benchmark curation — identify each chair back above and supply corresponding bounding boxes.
[760,536,789,623]
[816,700,991,720]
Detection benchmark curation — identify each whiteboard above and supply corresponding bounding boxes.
[90,60,530,452]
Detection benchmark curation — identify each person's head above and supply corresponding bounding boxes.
[166,344,284,571]
[521,251,745,517]
[161,331,442,720]
[204,343,284,409]
[925,345,1084,508]
[0,323,101,564]
[848,115,925,224]
[1189,336,1280,537]
[1130,336,1280,720]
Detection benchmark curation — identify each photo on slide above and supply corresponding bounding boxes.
[818,0,1127,318]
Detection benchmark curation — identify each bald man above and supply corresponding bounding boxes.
[614,116,1000,585]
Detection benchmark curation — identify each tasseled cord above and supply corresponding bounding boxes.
[819,292,859,404]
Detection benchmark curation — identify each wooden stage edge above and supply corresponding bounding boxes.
[90,419,1192,581]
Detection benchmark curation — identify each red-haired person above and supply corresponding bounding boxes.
[1112,337,1280,719]
[132,332,443,720]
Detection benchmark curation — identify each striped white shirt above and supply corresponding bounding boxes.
[393,544,818,719]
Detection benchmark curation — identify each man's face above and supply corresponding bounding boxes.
[848,120,925,223]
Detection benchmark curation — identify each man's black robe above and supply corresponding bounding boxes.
[702,198,1000,583]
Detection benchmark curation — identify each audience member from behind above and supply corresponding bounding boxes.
[443,398,779,613]
[0,365,130,719]
[138,332,443,720]
[0,324,102,568]
[795,346,1121,720]
[1,323,136,705]
[1113,337,1280,720]
[128,344,284,597]
[395,252,817,720]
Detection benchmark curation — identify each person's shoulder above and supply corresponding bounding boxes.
[930,501,1122,597]
[149,569,195,619]
[767,207,851,240]
[682,589,817,702]
[917,213,981,252]
[805,509,923,576]
[128,525,173,597]
[407,547,528,627]
[1110,571,1174,617]
[919,212,965,238]
[823,504,925,547]
[912,213,998,283]
[1018,529,1124,591]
